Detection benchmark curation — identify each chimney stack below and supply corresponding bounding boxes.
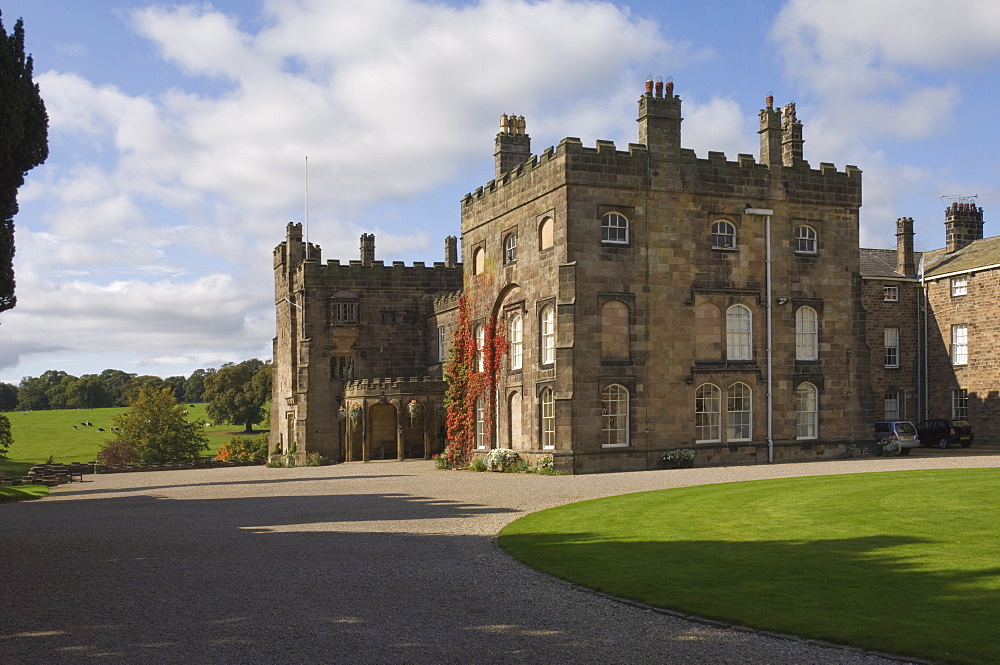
[945,203,984,253]
[895,217,916,276]
[494,114,531,179]
[360,233,375,267]
[444,235,458,268]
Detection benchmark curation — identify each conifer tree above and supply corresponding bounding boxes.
[0,12,48,312]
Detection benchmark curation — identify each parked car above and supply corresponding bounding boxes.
[915,419,974,448]
[874,421,920,455]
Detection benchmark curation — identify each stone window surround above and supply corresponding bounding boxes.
[537,298,556,367]
[952,389,968,419]
[539,385,555,449]
[884,328,900,368]
[503,228,518,264]
[601,382,631,447]
[794,224,819,255]
[726,304,753,360]
[951,323,968,365]
[597,205,634,246]
[537,213,556,252]
[507,305,524,372]
[795,381,819,440]
[711,219,738,250]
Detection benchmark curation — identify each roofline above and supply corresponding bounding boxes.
[860,275,918,282]
[924,262,1000,282]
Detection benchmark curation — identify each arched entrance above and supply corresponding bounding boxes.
[369,403,397,460]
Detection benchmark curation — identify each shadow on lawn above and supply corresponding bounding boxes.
[498,531,1000,664]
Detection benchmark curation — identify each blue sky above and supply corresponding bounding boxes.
[1,0,998,384]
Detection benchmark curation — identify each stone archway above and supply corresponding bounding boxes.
[368,403,397,460]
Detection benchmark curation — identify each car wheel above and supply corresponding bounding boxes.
[899,447,911,456]
[939,437,951,449]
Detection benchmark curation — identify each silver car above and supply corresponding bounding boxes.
[874,421,919,455]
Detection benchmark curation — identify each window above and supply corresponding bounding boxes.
[795,225,817,254]
[712,220,737,249]
[795,306,818,360]
[796,383,818,440]
[601,300,629,360]
[883,285,899,302]
[437,325,446,362]
[951,276,968,297]
[726,382,752,442]
[726,305,752,360]
[503,233,517,264]
[475,396,486,449]
[695,383,721,442]
[474,324,485,372]
[539,217,554,250]
[952,389,968,419]
[601,212,628,244]
[509,314,523,370]
[601,384,629,446]
[472,246,485,275]
[540,305,555,365]
[884,391,900,421]
[884,328,899,368]
[540,388,555,448]
[952,324,968,365]
[333,300,358,324]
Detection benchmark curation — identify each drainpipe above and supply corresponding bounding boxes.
[746,207,775,463]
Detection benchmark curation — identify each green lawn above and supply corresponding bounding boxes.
[499,469,1000,665]
[0,404,266,479]
[0,485,48,502]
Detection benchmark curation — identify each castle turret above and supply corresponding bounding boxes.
[360,233,375,266]
[781,102,804,166]
[758,93,782,167]
[896,217,916,276]
[945,203,983,253]
[637,76,681,157]
[444,235,458,268]
[495,114,531,178]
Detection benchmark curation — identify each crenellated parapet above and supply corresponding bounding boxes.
[292,257,463,292]
[433,289,462,314]
[343,376,448,400]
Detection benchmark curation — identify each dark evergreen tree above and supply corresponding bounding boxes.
[0,12,48,312]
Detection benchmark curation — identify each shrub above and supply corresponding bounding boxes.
[876,438,901,456]
[216,434,269,463]
[484,447,519,472]
[432,453,448,470]
[469,458,487,472]
[97,440,139,466]
[661,448,696,468]
[306,452,322,466]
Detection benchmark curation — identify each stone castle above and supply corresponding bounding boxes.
[271,78,994,473]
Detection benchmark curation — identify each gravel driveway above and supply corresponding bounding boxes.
[4,453,996,664]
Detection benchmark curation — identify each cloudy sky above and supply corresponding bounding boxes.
[1,0,998,383]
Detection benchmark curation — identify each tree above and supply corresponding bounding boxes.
[0,413,11,458]
[16,375,48,410]
[0,381,17,411]
[0,12,48,313]
[119,375,163,404]
[99,369,135,406]
[65,374,112,409]
[162,375,186,402]
[103,386,208,465]
[183,368,212,403]
[204,360,271,433]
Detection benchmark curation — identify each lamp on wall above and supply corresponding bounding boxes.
[776,297,789,305]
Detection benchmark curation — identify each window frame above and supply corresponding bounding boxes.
[884,328,900,368]
[883,285,899,302]
[474,324,485,372]
[951,276,968,297]
[540,305,555,366]
[332,300,358,324]
[475,396,486,449]
[437,325,446,362]
[952,389,968,420]
[695,383,721,443]
[726,304,752,360]
[601,212,629,245]
[794,225,818,254]
[503,233,517,264]
[540,387,555,449]
[601,384,629,447]
[796,382,818,440]
[951,324,968,365]
[711,220,737,250]
[726,382,752,442]
[508,314,523,371]
[795,306,818,360]
[884,391,900,421]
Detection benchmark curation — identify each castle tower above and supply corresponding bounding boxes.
[495,114,531,178]
[896,217,916,276]
[945,203,984,253]
[758,93,782,167]
[360,233,375,266]
[781,102,804,166]
[444,235,458,268]
[637,77,681,157]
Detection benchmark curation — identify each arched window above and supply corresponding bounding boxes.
[539,217,554,250]
[695,383,721,443]
[795,225,817,254]
[712,220,737,249]
[726,382,752,442]
[601,300,629,360]
[509,314,523,370]
[601,384,629,446]
[601,212,628,244]
[540,305,555,365]
[475,396,486,449]
[474,324,485,372]
[795,306,818,360]
[472,247,485,275]
[726,305,752,360]
[503,233,517,264]
[796,383,818,440]
[540,387,555,449]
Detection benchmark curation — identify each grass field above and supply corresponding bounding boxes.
[499,469,1000,665]
[0,404,267,479]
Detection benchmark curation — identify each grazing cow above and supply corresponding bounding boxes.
[97,428,105,432]
[72,425,77,429]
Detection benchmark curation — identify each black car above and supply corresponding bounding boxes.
[915,419,974,448]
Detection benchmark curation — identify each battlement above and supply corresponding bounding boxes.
[433,290,463,312]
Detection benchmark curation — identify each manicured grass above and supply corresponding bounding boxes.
[0,404,266,478]
[499,469,1000,665]
[0,485,49,502]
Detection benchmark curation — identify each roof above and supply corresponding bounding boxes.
[859,248,923,279]
[923,235,1000,278]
